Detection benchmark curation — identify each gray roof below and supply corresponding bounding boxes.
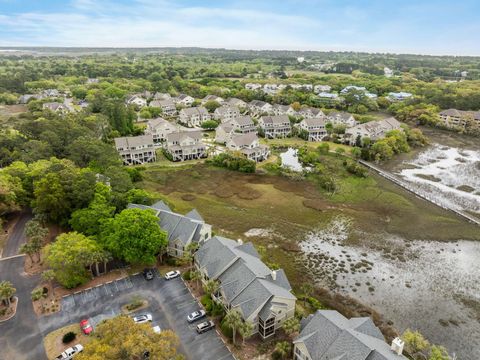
[249,100,268,107]
[440,108,480,120]
[294,310,407,360]
[232,116,254,127]
[167,131,202,142]
[303,117,326,127]
[215,105,239,115]
[230,133,258,147]
[127,202,206,247]
[203,95,223,102]
[260,115,291,126]
[147,117,171,129]
[157,99,175,107]
[299,107,325,116]
[114,134,154,149]
[181,106,209,116]
[225,98,246,107]
[328,111,354,122]
[196,236,295,320]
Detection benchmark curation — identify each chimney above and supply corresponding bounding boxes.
[391,337,404,356]
[271,270,277,281]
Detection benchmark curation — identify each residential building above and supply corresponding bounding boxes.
[258,115,292,139]
[195,236,296,339]
[165,131,207,161]
[298,107,325,119]
[150,99,176,116]
[439,109,480,128]
[215,123,235,144]
[327,111,357,128]
[214,116,256,144]
[126,95,147,108]
[317,92,340,101]
[384,67,394,77]
[341,85,367,94]
[387,92,413,102]
[214,105,240,122]
[293,310,407,360]
[290,84,313,91]
[18,94,42,104]
[114,134,156,165]
[42,89,60,98]
[42,102,69,113]
[314,85,332,93]
[153,92,171,100]
[86,78,99,84]
[248,100,272,116]
[201,95,224,104]
[174,94,195,107]
[345,117,402,144]
[226,133,270,162]
[271,104,297,116]
[297,118,327,141]
[179,107,211,127]
[128,201,212,258]
[224,97,247,109]
[145,117,178,144]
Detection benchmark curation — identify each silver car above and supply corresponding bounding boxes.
[132,314,152,324]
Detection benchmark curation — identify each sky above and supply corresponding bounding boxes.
[0,0,479,55]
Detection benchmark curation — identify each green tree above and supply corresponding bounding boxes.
[428,345,450,360]
[202,279,219,296]
[317,142,330,155]
[190,269,202,289]
[41,269,56,297]
[203,100,221,112]
[100,208,167,265]
[301,283,314,306]
[223,310,243,345]
[402,329,430,357]
[45,232,104,288]
[201,120,219,130]
[272,341,292,360]
[0,280,16,306]
[238,321,254,346]
[76,316,181,360]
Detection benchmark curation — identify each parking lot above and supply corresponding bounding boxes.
[37,271,235,360]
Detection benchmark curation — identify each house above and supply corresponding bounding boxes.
[18,94,42,104]
[174,94,195,107]
[297,118,327,141]
[248,100,272,116]
[314,85,332,93]
[341,85,367,94]
[293,310,407,360]
[201,95,224,105]
[327,111,357,128]
[86,78,99,84]
[245,83,262,90]
[226,133,270,162]
[345,117,402,144]
[114,134,156,165]
[127,200,212,258]
[317,92,340,101]
[165,131,207,161]
[179,107,211,127]
[439,109,480,128]
[214,105,240,122]
[290,84,313,91]
[42,89,61,98]
[195,236,296,339]
[224,98,247,109]
[258,115,292,139]
[384,67,394,77]
[215,123,235,144]
[214,116,256,144]
[150,99,176,116]
[145,118,179,144]
[271,104,297,116]
[126,95,147,108]
[298,107,325,119]
[153,92,171,100]
[387,92,413,102]
[42,102,69,113]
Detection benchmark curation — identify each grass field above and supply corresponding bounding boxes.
[44,323,90,360]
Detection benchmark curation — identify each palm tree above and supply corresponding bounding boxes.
[300,283,314,306]
[0,281,16,307]
[223,310,243,345]
[41,270,56,298]
[238,321,254,346]
[190,270,202,289]
[282,317,300,339]
[273,341,292,360]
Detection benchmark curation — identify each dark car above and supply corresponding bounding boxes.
[143,268,154,280]
[196,320,215,334]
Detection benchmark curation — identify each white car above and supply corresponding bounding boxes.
[152,325,161,333]
[132,314,153,324]
[164,270,180,280]
[55,344,83,359]
[187,309,206,323]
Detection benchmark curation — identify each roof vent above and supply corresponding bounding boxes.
[391,337,404,355]
[271,270,277,281]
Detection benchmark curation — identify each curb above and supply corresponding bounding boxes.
[0,297,19,323]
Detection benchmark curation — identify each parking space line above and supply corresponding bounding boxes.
[176,300,196,310]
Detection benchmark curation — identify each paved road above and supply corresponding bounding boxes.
[2,211,33,258]
[0,256,43,360]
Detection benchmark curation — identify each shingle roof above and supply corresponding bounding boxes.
[151,200,172,212]
[114,134,154,149]
[294,310,407,360]
[260,115,291,126]
[232,116,254,126]
[303,117,326,127]
[185,209,204,221]
[230,133,258,147]
[181,106,209,116]
[167,131,202,142]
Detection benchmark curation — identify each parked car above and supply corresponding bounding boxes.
[55,344,84,359]
[187,310,206,323]
[79,319,93,335]
[164,270,180,280]
[196,320,215,334]
[132,314,153,324]
[143,268,154,280]
[152,325,161,333]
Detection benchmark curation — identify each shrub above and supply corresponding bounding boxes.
[201,295,213,313]
[31,288,46,301]
[62,331,76,344]
[182,270,192,281]
[211,302,226,318]
[220,319,233,339]
[307,296,326,310]
[208,153,256,173]
[165,257,177,266]
[126,296,144,311]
